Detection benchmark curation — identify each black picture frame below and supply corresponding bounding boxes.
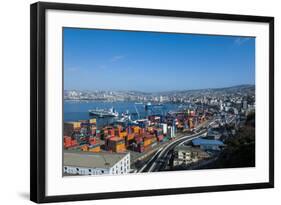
[30,2,274,203]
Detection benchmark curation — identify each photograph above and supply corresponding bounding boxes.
[63,28,256,176]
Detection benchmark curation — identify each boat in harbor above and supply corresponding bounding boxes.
[145,102,164,110]
[89,107,119,118]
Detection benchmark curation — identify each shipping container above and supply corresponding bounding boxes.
[119,131,127,138]
[157,135,164,142]
[71,139,78,147]
[88,137,97,145]
[109,129,115,137]
[127,133,134,141]
[88,144,100,152]
[106,137,126,153]
[143,138,152,147]
[80,144,89,151]
[89,118,97,124]
[132,126,140,134]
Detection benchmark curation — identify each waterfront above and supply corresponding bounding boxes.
[62,28,256,177]
[64,100,189,127]
[63,87,256,176]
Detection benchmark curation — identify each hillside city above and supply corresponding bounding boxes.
[63,85,255,176]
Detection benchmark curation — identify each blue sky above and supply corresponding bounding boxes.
[64,28,255,92]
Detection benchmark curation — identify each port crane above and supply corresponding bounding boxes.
[134,104,140,119]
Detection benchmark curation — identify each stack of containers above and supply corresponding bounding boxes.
[100,129,107,140]
[114,125,122,137]
[109,128,115,137]
[88,144,100,152]
[71,139,78,147]
[64,136,78,149]
[132,126,140,134]
[88,137,97,145]
[104,135,112,149]
[143,134,157,151]
[188,118,194,128]
[119,131,127,138]
[80,144,89,152]
[108,137,126,153]
[64,136,72,148]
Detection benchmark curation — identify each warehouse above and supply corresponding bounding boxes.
[64,150,130,176]
[192,138,224,151]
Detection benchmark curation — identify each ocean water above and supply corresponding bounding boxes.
[64,101,185,127]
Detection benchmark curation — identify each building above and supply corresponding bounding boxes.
[192,138,224,151]
[63,150,130,175]
[173,146,210,167]
[206,129,222,140]
[167,125,176,138]
[160,123,167,134]
[243,100,248,110]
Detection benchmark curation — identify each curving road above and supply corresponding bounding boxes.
[138,129,208,173]
[138,115,236,173]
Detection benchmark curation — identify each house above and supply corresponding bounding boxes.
[173,146,210,167]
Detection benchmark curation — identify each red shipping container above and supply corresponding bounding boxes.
[71,140,78,146]
[89,137,96,144]
[134,136,143,143]
[109,129,115,137]
[157,135,164,141]
[64,141,71,148]
[64,136,72,143]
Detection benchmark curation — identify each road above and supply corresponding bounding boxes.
[138,129,207,173]
[138,114,236,173]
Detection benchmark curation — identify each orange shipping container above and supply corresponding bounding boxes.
[114,143,126,153]
[144,138,152,147]
[89,146,100,153]
[132,126,140,134]
[119,131,127,138]
[127,133,134,141]
[80,145,89,152]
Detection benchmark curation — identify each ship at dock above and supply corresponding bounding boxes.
[89,107,119,118]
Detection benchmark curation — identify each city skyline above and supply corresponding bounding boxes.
[64,28,255,92]
[64,83,255,93]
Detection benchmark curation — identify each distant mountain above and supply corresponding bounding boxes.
[65,84,255,94]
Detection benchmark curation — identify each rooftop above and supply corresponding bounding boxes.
[192,138,224,146]
[174,145,205,152]
[64,150,129,169]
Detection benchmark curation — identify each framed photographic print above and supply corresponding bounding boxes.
[30,2,274,203]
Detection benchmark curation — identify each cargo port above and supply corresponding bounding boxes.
[63,85,255,176]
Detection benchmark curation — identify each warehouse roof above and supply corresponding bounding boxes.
[64,150,129,169]
[192,138,224,146]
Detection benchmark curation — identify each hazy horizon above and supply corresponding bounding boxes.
[64,83,255,93]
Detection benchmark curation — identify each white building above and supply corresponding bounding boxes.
[167,125,175,138]
[160,123,168,134]
[173,146,210,167]
[64,150,130,176]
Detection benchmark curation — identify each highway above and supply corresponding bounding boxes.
[138,114,236,173]
[138,129,208,173]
